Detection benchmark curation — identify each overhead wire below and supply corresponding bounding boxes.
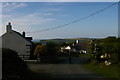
[26,2,118,33]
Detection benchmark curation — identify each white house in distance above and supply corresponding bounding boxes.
[1,22,33,60]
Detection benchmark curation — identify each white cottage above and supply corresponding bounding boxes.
[1,22,33,60]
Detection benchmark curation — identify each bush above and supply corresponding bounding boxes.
[2,48,29,79]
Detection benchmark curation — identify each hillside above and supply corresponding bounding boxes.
[33,38,94,44]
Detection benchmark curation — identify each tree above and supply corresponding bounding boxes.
[102,37,119,63]
[34,42,59,63]
[34,45,47,56]
[46,42,58,56]
[34,45,47,62]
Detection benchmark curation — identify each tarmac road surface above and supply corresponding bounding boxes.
[27,57,113,80]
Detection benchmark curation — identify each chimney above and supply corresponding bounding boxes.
[22,31,25,37]
[6,22,12,32]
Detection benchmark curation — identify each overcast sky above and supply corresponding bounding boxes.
[1,1,118,40]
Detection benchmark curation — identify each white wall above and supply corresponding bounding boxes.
[2,30,32,55]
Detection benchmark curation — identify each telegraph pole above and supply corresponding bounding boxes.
[69,50,71,64]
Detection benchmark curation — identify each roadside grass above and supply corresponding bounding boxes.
[82,60,120,80]
[79,53,120,80]
[79,53,91,58]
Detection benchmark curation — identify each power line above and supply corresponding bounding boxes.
[26,2,118,33]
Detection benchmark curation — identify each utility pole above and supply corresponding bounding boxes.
[65,45,71,64]
[69,50,71,64]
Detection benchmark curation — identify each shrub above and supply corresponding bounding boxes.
[2,48,29,79]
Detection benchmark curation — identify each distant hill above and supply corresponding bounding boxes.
[32,39,40,42]
[33,38,94,44]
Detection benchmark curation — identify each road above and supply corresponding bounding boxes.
[27,57,110,80]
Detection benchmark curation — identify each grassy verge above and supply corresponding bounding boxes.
[79,53,91,58]
[82,61,120,80]
[79,54,120,79]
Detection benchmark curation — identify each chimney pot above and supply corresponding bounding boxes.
[22,31,25,37]
[6,22,12,32]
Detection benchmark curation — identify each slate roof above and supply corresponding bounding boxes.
[13,30,33,44]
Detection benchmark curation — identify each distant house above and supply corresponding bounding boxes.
[60,46,71,53]
[72,41,88,54]
[0,22,33,60]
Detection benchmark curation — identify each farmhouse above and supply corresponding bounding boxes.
[1,22,33,60]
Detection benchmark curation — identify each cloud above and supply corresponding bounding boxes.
[1,12,55,35]
[2,2,27,12]
[10,13,55,26]
[2,14,12,18]
[44,7,61,12]
[43,13,53,16]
